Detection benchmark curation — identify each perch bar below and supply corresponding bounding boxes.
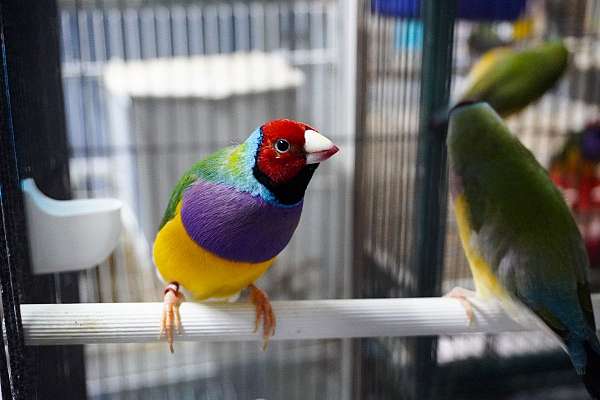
[21,295,600,345]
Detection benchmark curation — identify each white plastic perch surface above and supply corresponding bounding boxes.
[21,178,122,274]
[21,295,600,346]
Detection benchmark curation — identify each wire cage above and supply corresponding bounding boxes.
[1,0,600,399]
[355,0,600,399]
[353,1,453,399]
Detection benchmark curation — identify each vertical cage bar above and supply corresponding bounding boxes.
[414,0,456,297]
[413,1,457,399]
[0,0,87,398]
[0,6,27,396]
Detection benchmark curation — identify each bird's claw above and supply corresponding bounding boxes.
[249,284,276,350]
[444,286,476,326]
[160,282,185,353]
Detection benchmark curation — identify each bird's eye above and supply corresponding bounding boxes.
[275,139,290,153]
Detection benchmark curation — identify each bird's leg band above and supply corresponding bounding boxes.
[160,282,185,353]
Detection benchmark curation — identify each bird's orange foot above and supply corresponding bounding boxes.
[160,282,185,353]
[444,286,476,325]
[249,284,276,350]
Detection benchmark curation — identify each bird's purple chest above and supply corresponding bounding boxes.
[180,180,303,263]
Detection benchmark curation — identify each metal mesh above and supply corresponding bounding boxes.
[353,1,455,399]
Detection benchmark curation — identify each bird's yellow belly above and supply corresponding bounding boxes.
[453,195,509,300]
[153,206,274,300]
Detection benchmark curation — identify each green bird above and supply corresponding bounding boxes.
[447,101,600,398]
[459,40,569,118]
[432,40,569,128]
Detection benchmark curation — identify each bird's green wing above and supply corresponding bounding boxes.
[158,146,234,230]
[460,48,515,103]
[158,170,199,229]
[460,41,568,118]
[449,102,594,342]
[509,254,595,365]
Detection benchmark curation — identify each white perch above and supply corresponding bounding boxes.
[21,295,600,346]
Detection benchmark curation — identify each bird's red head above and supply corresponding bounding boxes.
[256,119,339,184]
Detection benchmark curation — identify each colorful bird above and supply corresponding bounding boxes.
[550,122,600,268]
[153,119,339,352]
[459,40,569,118]
[550,122,600,197]
[447,102,600,398]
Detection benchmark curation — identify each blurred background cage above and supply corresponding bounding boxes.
[0,0,599,399]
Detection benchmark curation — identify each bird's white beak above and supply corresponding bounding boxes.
[304,130,339,164]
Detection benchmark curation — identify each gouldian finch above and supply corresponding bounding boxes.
[447,102,600,398]
[153,119,339,352]
[550,122,600,268]
[550,122,600,191]
[432,41,569,129]
[459,40,569,118]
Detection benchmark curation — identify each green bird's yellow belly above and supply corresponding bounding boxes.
[153,203,274,300]
[453,194,510,301]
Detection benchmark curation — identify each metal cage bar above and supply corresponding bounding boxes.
[0,1,86,398]
[412,2,457,399]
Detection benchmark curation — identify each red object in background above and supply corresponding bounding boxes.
[591,177,600,208]
[550,169,579,209]
[583,216,600,268]
[578,176,595,212]
[587,236,600,267]
[550,122,600,269]
[551,170,600,268]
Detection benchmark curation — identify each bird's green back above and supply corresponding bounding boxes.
[448,103,577,243]
[461,41,569,117]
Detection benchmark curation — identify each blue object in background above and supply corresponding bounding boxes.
[395,20,423,50]
[373,0,527,21]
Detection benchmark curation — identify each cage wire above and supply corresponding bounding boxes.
[58,0,354,398]
[356,0,600,399]
[353,1,452,399]
[0,1,90,397]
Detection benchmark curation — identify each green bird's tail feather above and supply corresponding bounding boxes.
[583,341,600,399]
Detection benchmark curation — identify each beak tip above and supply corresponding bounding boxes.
[305,144,340,164]
[322,144,340,160]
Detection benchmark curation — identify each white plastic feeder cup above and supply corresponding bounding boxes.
[21,178,122,274]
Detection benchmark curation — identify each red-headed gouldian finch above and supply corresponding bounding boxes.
[153,119,339,352]
[447,102,600,398]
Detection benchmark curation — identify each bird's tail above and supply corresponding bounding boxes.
[582,341,600,399]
